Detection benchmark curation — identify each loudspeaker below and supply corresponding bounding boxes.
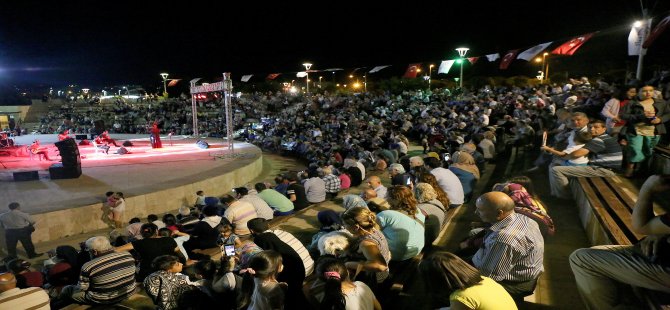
[55,138,81,168]
[196,140,209,149]
[13,171,39,182]
[75,134,87,140]
[49,163,82,179]
[116,147,128,154]
[122,140,133,147]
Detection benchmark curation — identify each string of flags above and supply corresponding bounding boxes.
[230,15,670,82]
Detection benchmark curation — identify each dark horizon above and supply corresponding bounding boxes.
[1,0,669,89]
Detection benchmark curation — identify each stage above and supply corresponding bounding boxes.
[0,134,264,243]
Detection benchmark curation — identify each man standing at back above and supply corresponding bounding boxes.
[472,192,544,300]
[0,202,42,259]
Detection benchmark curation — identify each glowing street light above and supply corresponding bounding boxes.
[455,47,469,88]
[319,76,323,88]
[428,64,435,89]
[160,72,169,98]
[303,63,312,94]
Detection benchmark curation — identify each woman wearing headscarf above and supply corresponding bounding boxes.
[342,194,367,210]
[449,151,479,202]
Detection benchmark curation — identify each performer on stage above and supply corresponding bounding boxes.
[29,140,52,160]
[99,130,120,147]
[150,121,162,148]
[57,129,71,141]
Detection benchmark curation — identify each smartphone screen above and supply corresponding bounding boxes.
[224,245,236,256]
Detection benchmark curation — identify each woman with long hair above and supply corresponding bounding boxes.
[341,207,391,287]
[414,182,447,227]
[417,173,451,209]
[378,186,425,262]
[419,251,517,310]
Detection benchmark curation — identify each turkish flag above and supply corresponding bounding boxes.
[551,33,595,56]
[167,79,180,87]
[266,73,281,80]
[499,50,519,70]
[643,15,670,48]
[403,63,421,78]
[467,57,479,64]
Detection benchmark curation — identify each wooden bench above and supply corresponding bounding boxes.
[571,176,670,310]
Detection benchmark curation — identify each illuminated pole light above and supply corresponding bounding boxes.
[428,64,434,89]
[455,47,469,88]
[303,63,312,94]
[160,72,169,98]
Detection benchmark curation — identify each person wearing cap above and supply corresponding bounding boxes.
[0,202,42,259]
[0,272,50,309]
[234,186,274,220]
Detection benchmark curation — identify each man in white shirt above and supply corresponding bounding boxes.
[425,157,465,208]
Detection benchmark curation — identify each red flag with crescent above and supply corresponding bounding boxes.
[499,50,519,70]
[403,63,421,78]
[643,15,670,48]
[467,57,479,64]
[551,33,595,56]
[266,73,281,80]
[167,79,180,87]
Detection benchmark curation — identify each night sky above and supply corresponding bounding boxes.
[1,0,669,88]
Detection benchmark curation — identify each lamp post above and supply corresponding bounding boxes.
[363,75,367,93]
[319,76,323,89]
[534,57,544,83]
[160,72,169,98]
[428,64,434,89]
[303,63,312,94]
[455,47,469,88]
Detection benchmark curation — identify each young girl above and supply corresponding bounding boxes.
[541,131,592,166]
[238,250,286,310]
[309,256,381,310]
[217,220,242,249]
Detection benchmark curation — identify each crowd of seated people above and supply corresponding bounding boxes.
[5,76,670,309]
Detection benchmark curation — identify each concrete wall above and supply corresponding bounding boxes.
[26,153,263,243]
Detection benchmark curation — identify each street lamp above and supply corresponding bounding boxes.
[428,64,435,89]
[160,72,169,98]
[319,76,323,88]
[363,75,367,93]
[303,63,312,94]
[543,52,550,83]
[455,47,469,88]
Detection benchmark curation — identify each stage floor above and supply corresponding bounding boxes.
[0,134,261,214]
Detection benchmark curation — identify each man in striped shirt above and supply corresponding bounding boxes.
[472,192,544,299]
[59,236,136,306]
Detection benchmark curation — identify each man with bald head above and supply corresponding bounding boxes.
[472,192,545,300]
[366,175,388,199]
[0,272,50,309]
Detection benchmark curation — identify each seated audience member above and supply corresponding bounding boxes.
[216,219,242,249]
[341,207,391,287]
[115,223,181,281]
[414,182,448,228]
[425,156,465,208]
[365,175,388,199]
[285,172,310,211]
[274,174,289,196]
[343,194,368,210]
[234,186,273,220]
[379,185,426,262]
[570,174,670,309]
[125,217,143,241]
[194,190,206,208]
[237,250,287,310]
[0,272,50,309]
[448,151,480,202]
[175,208,199,229]
[247,219,306,307]
[159,228,190,261]
[304,170,327,204]
[388,163,411,186]
[220,194,257,237]
[144,255,198,310]
[471,192,544,300]
[148,214,166,229]
[255,182,295,216]
[322,166,342,200]
[60,236,136,306]
[306,256,382,310]
[361,189,391,212]
[339,170,352,190]
[248,218,314,277]
[460,142,487,174]
[6,258,43,288]
[419,251,517,310]
[43,245,81,294]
